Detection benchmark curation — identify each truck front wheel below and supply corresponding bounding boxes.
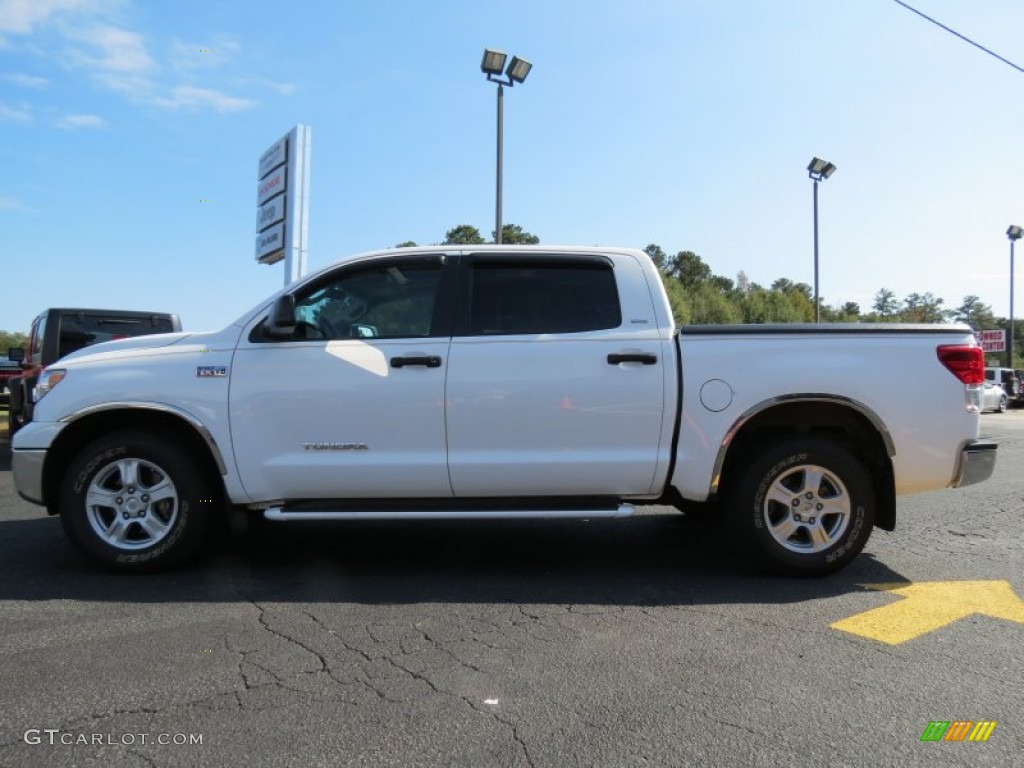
[727,438,875,576]
[59,431,215,571]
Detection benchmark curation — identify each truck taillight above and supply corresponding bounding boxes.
[937,344,984,385]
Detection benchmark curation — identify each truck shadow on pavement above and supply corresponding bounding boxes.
[0,512,908,607]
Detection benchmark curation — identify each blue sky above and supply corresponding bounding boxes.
[3,0,1024,332]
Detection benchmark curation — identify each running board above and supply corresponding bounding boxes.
[263,504,636,521]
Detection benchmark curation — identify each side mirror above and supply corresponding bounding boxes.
[266,295,296,338]
[8,347,25,365]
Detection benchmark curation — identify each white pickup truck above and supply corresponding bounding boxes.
[11,246,997,575]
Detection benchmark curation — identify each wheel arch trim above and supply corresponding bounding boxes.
[57,402,228,475]
[709,394,896,496]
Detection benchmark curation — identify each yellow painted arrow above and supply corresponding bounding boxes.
[831,580,1024,645]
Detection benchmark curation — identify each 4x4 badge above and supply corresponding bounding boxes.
[196,366,228,378]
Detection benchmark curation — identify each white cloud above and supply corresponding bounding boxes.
[97,71,155,97]
[4,73,50,87]
[0,102,31,122]
[170,37,240,72]
[0,196,31,211]
[58,113,105,129]
[0,0,95,35]
[70,24,154,74]
[1,4,260,116]
[255,78,296,96]
[151,85,255,113]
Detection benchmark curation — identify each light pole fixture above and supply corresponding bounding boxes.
[481,48,532,244]
[807,157,837,323]
[1007,225,1022,369]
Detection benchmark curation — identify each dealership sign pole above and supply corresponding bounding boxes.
[256,125,311,285]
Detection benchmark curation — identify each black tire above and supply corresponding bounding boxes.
[59,430,216,572]
[726,438,875,576]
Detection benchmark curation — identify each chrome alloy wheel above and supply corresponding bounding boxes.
[762,463,851,554]
[84,458,179,550]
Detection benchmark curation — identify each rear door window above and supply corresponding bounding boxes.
[467,259,621,335]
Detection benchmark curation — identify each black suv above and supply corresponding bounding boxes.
[7,308,181,434]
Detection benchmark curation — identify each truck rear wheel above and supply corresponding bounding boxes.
[726,438,875,576]
[59,431,215,572]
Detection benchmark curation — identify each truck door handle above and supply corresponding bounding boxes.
[608,353,658,365]
[390,355,442,368]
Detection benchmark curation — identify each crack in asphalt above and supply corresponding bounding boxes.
[125,747,159,767]
[415,625,483,674]
[709,717,767,738]
[227,589,392,706]
[223,582,538,767]
[373,650,536,768]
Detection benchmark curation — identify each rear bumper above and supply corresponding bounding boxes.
[951,439,998,488]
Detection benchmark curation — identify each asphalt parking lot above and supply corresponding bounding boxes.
[0,412,1021,768]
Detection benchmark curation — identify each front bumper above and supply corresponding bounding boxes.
[951,439,998,488]
[12,449,46,505]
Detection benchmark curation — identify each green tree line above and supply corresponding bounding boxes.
[646,242,1021,360]
[4,229,1017,361]
[397,222,540,247]
[399,224,1013,329]
[395,226,1020,360]
[1,331,28,355]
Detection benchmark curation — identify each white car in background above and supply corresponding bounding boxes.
[980,380,1008,413]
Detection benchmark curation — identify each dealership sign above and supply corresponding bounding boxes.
[255,222,285,262]
[255,125,311,283]
[975,329,1005,352]
[257,166,286,207]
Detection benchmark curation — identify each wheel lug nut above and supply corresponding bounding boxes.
[805,492,813,499]
[792,499,800,507]
[816,503,823,511]
[809,517,816,524]
[116,497,123,505]
[122,512,129,520]
[141,495,149,502]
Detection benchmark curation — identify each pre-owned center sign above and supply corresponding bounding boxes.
[255,125,311,285]
[975,329,1005,353]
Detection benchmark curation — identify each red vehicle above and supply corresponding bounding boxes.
[7,308,181,434]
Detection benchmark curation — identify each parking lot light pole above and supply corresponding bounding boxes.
[807,157,837,323]
[1008,225,1022,369]
[481,49,532,244]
